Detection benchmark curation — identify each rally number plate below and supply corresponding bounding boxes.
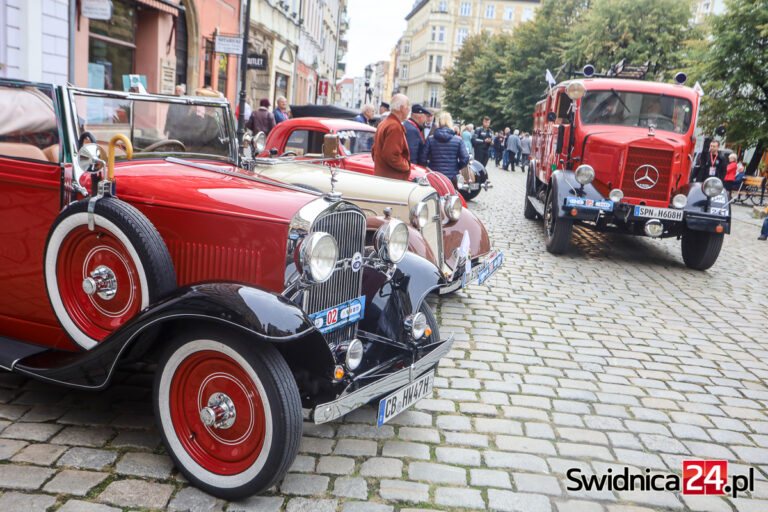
[633,206,684,221]
[565,196,614,211]
[377,370,434,426]
[308,296,365,334]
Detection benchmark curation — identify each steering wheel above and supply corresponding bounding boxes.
[142,139,186,153]
[78,131,97,149]
[280,151,298,158]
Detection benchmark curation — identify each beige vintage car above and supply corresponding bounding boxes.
[244,152,500,294]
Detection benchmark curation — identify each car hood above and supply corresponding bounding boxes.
[92,158,318,224]
[253,160,436,222]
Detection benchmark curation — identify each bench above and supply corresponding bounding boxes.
[734,176,766,206]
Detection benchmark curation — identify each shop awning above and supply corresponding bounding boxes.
[135,0,183,15]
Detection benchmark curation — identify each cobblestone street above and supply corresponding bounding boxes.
[1,164,767,512]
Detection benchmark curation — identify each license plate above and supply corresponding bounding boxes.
[709,207,729,216]
[309,296,365,334]
[633,206,684,221]
[470,183,480,191]
[565,196,614,211]
[462,251,503,288]
[377,370,434,426]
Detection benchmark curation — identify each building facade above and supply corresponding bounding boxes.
[396,0,540,110]
[296,0,346,105]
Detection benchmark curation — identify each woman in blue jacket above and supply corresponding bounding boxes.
[423,113,470,184]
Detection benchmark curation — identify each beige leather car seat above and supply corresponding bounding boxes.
[0,142,48,162]
[43,144,60,162]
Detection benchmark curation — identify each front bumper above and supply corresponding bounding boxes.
[312,334,454,424]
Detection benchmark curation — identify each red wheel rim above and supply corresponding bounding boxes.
[56,225,143,341]
[169,350,267,475]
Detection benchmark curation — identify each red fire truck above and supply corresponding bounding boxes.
[524,63,729,270]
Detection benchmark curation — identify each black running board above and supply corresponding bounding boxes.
[0,336,50,371]
[528,195,545,216]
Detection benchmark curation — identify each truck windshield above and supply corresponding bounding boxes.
[580,90,693,134]
[72,93,234,160]
[338,130,376,155]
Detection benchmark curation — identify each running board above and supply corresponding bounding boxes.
[527,195,545,216]
[0,336,50,371]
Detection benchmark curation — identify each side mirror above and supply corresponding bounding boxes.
[77,143,106,173]
[323,134,340,158]
[715,125,727,137]
[241,133,253,159]
[547,112,557,123]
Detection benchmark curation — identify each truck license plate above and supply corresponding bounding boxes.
[633,206,684,221]
[377,370,434,426]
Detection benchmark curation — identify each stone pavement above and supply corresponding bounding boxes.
[0,164,767,511]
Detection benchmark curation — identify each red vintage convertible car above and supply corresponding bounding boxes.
[0,79,453,499]
[259,117,472,204]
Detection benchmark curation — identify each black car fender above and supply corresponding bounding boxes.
[14,283,333,390]
[469,159,488,184]
[550,170,606,219]
[678,182,731,233]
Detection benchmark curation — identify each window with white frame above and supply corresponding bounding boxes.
[429,86,439,108]
[428,55,434,73]
[401,65,408,80]
[456,28,469,45]
[459,2,471,16]
[504,7,514,20]
[438,26,445,42]
[435,55,443,73]
[485,4,495,18]
[403,40,410,54]
[431,26,436,41]
[438,0,447,12]
[522,7,534,21]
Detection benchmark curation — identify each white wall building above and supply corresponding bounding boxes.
[0,0,70,84]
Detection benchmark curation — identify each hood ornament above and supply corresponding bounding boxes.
[648,122,656,137]
[327,165,342,201]
[322,133,342,202]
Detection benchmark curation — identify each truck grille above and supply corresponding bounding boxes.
[304,207,367,348]
[421,194,444,271]
[621,147,674,202]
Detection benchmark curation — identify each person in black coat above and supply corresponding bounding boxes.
[492,131,504,167]
[692,139,728,182]
[472,116,494,167]
[422,112,470,182]
[404,104,431,166]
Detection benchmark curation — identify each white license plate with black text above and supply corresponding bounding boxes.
[377,370,434,426]
[633,206,684,221]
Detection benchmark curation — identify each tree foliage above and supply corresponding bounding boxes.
[683,0,768,170]
[443,0,695,132]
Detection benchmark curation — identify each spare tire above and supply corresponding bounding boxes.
[44,197,176,349]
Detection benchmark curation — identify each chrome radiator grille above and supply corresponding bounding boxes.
[304,207,367,347]
[421,194,444,271]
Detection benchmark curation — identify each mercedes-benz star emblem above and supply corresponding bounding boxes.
[633,164,660,190]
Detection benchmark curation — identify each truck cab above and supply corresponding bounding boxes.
[525,72,730,270]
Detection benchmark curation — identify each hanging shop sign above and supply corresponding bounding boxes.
[81,0,113,20]
[247,53,268,70]
[215,36,244,55]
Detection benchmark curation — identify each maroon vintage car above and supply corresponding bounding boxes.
[0,79,453,499]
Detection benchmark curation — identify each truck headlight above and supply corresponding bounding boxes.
[410,202,429,229]
[566,80,586,100]
[672,194,687,209]
[299,232,338,283]
[444,195,462,221]
[609,189,624,202]
[702,177,724,198]
[575,164,595,185]
[375,220,409,264]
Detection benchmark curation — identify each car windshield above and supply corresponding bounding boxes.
[72,93,233,160]
[580,90,693,134]
[338,130,375,155]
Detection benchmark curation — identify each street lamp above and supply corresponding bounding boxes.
[364,64,373,104]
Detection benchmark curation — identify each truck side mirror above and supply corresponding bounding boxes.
[323,134,340,158]
[547,112,557,123]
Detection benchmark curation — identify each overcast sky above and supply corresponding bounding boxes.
[342,0,414,79]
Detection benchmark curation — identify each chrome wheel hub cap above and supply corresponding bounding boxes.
[199,392,237,429]
[82,265,118,300]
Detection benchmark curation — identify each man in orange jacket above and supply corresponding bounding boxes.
[371,94,412,180]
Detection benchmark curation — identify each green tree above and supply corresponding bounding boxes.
[684,0,768,174]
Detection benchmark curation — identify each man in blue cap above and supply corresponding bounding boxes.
[405,104,431,166]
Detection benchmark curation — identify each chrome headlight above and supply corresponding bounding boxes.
[298,232,338,283]
[345,338,363,370]
[254,131,267,153]
[410,202,429,229]
[672,194,687,209]
[609,189,624,202]
[574,164,595,185]
[406,312,428,339]
[444,195,462,221]
[702,177,724,198]
[566,80,586,100]
[375,220,409,264]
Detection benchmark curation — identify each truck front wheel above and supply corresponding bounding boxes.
[523,168,538,220]
[544,187,572,254]
[681,228,724,270]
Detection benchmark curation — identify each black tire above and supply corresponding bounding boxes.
[460,188,482,201]
[544,185,572,254]
[681,228,724,270]
[523,167,538,220]
[154,328,302,500]
[420,301,440,343]
[44,196,176,349]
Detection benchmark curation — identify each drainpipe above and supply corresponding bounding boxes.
[69,0,75,83]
